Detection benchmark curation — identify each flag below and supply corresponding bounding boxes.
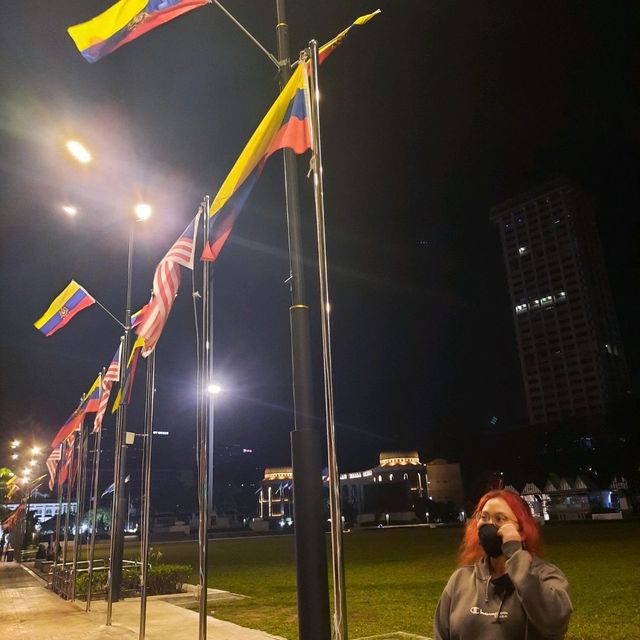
[46,445,62,491]
[82,374,102,413]
[67,0,210,63]
[1,504,26,530]
[136,211,201,356]
[131,304,149,328]
[58,436,76,488]
[94,344,122,432]
[101,474,130,498]
[6,476,21,501]
[51,404,85,449]
[112,335,145,412]
[201,9,381,262]
[34,280,96,336]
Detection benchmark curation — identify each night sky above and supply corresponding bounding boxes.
[1,2,639,485]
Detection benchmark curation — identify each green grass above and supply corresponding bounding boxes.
[111,520,640,639]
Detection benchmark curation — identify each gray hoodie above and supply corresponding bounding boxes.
[433,540,572,639]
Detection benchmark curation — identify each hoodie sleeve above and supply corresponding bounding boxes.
[503,540,573,638]
[433,573,455,640]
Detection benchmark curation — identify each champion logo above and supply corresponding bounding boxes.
[470,606,508,620]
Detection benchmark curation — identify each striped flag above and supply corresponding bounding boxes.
[136,211,201,356]
[93,343,122,432]
[46,445,62,491]
[58,435,76,487]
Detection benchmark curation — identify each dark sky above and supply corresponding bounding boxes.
[1,1,639,479]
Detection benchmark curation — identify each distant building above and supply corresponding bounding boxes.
[255,452,465,527]
[514,474,627,521]
[5,501,76,522]
[426,458,465,507]
[490,178,630,425]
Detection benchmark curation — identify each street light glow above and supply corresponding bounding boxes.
[62,205,78,216]
[207,383,222,395]
[134,202,152,221]
[32,446,42,455]
[65,139,92,164]
[11,453,18,460]
[11,440,20,449]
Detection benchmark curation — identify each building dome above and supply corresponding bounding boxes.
[379,452,422,466]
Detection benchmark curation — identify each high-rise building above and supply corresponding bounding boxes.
[490,179,630,425]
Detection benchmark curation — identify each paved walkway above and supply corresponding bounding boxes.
[0,562,284,640]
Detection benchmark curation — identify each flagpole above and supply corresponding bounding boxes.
[275,3,331,639]
[87,410,103,611]
[307,39,348,640]
[71,416,87,601]
[53,441,66,574]
[108,217,137,623]
[139,350,156,640]
[197,194,212,640]
[62,440,74,592]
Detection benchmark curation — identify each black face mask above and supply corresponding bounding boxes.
[478,523,503,558]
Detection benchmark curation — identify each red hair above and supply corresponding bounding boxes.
[458,490,543,566]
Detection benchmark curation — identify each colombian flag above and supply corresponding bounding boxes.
[34,280,95,337]
[201,10,380,262]
[67,0,209,63]
[82,374,102,413]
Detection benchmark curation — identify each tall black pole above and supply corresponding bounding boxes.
[109,220,134,610]
[275,3,331,639]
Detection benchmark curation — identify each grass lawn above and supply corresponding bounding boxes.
[116,520,639,639]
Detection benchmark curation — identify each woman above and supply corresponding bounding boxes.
[434,489,572,639]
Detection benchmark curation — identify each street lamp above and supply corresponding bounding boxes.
[62,205,78,216]
[134,202,152,221]
[207,383,221,395]
[32,446,42,455]
[11,440,20,449]
[109,200,153,608]
[65,139,92,164]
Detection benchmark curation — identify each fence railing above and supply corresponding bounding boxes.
[50,559,143,600]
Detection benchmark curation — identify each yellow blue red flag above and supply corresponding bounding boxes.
[67,0,210,63]
[201,9,380,262]
[34,280,95,337]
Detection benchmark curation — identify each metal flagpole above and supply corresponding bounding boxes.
[306,39,348,640]
[106,400,124,624]
[139,351,156,640]
[53,441,66,572]
[71,416,87,601]
[275,3,331,639]
[87,410,103,611]
[197,194,212,640]
[61,437,75,595]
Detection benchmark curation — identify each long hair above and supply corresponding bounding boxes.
[458,489,543,566]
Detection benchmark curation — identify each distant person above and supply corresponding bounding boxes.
[433,489,572,639]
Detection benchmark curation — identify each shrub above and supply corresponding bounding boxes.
[74,563,192,597]
[146,564,191,595]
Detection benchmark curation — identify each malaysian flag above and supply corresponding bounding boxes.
[93,343,122,432]
[46,445,62,491]
[137,210,201,357]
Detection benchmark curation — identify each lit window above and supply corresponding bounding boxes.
[518,246,528,255]
[515,304,528,315]
[531,299,541,308]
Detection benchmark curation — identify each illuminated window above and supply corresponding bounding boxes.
[515,303,528,315]
[518,246,528,256]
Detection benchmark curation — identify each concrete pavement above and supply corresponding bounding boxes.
[0,561,285,640]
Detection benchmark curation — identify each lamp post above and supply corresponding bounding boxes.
[107,201,152,615]
[206,383,221,520]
